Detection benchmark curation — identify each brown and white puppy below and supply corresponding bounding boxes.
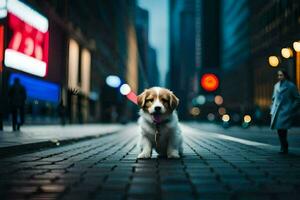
[137,87,183,159]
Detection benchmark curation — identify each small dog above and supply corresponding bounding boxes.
[137,87,183,159]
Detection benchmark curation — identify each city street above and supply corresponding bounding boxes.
[1,0,300,199]
[1,124,300,200]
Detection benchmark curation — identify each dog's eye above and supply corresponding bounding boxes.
[162,98,168,103]
[146,99,153,103]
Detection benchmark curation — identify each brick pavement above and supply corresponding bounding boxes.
[0,124,300,200]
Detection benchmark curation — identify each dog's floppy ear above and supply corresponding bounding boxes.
[137,89,148,108]
[169,91,179,110]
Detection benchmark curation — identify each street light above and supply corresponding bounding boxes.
[222,114,230,122]
[268,56,279,67]
[281,48,293,58]
[293,41,300,52]
[244,115,251,123]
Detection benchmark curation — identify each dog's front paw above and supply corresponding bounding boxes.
[167,150,180,159]
[137,151,152,159]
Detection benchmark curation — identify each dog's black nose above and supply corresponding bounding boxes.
[155,106,161,112]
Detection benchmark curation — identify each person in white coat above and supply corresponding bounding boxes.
[270,69,300,154]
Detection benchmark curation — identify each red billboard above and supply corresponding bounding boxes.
[4,0,49,77]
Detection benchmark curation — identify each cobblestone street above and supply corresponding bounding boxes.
[1,124,300,200]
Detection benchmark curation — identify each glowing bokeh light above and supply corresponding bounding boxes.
[293,41,300,52]
[244,115,252,123]
[268,56,279,67]
[196,95,206,105]
[214,95,223,105]
[222,114,230,122]
[120,84,131,95]
[106,75,121,88]
[281,48,293,58]
[207,113,215,121]
[201,73,219,92]
[218,107,226,115]
[190,107,200,116]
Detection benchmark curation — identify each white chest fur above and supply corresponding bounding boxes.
[137,111,182,158]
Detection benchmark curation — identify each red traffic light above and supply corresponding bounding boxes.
[200,73,219,92]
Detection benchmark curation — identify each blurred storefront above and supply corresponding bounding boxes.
[0,0,147,124]
[0,0,62,124]
[67,38,92,123]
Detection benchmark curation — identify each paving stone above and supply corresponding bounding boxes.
[190,179,219,185]
[135,167,157,173]
[0,193,27,200]
[60,193,91,200]
[131,177,157,184]
[8,186,38,194]
[128,183,158,195]
[161,193,195,200]
[197,192,232,200]
[28,193,61,200]
[233,192,274,200]
[101,184,127,192]
[161,184,193,193]
[160,176,190,184]
[195,184,228,193]
[94,193,123,200]
[5,180,52,186]
[40,184,66,193]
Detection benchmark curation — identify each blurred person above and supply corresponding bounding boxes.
[254,105,263,127]
[58,99,66,126]
[8,78,27,131]
[270,69,300,154]
[110,106,118,123]
[0,90,5,131]
[0,99,3,131]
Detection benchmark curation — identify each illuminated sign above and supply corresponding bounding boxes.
[200,73,219,92]
[0,25,3,72]
[9,73,60,103]
[4,0,49,77]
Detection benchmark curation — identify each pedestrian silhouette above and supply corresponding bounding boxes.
[8,78,27,131]
[270,69,300,154]
[58,99,66,126]
[0,96,3,131]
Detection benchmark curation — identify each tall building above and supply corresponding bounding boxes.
[168,0,220,119]
[201,0,220,70]
[147,46,160,87]
[135,6,150,93]
[169,0,197,119]
[135,6,160,92]
[220,0,251,114]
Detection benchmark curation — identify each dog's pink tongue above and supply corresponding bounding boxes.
[153,114,162,123]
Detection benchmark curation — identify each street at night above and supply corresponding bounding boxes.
[1,0,300,199]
